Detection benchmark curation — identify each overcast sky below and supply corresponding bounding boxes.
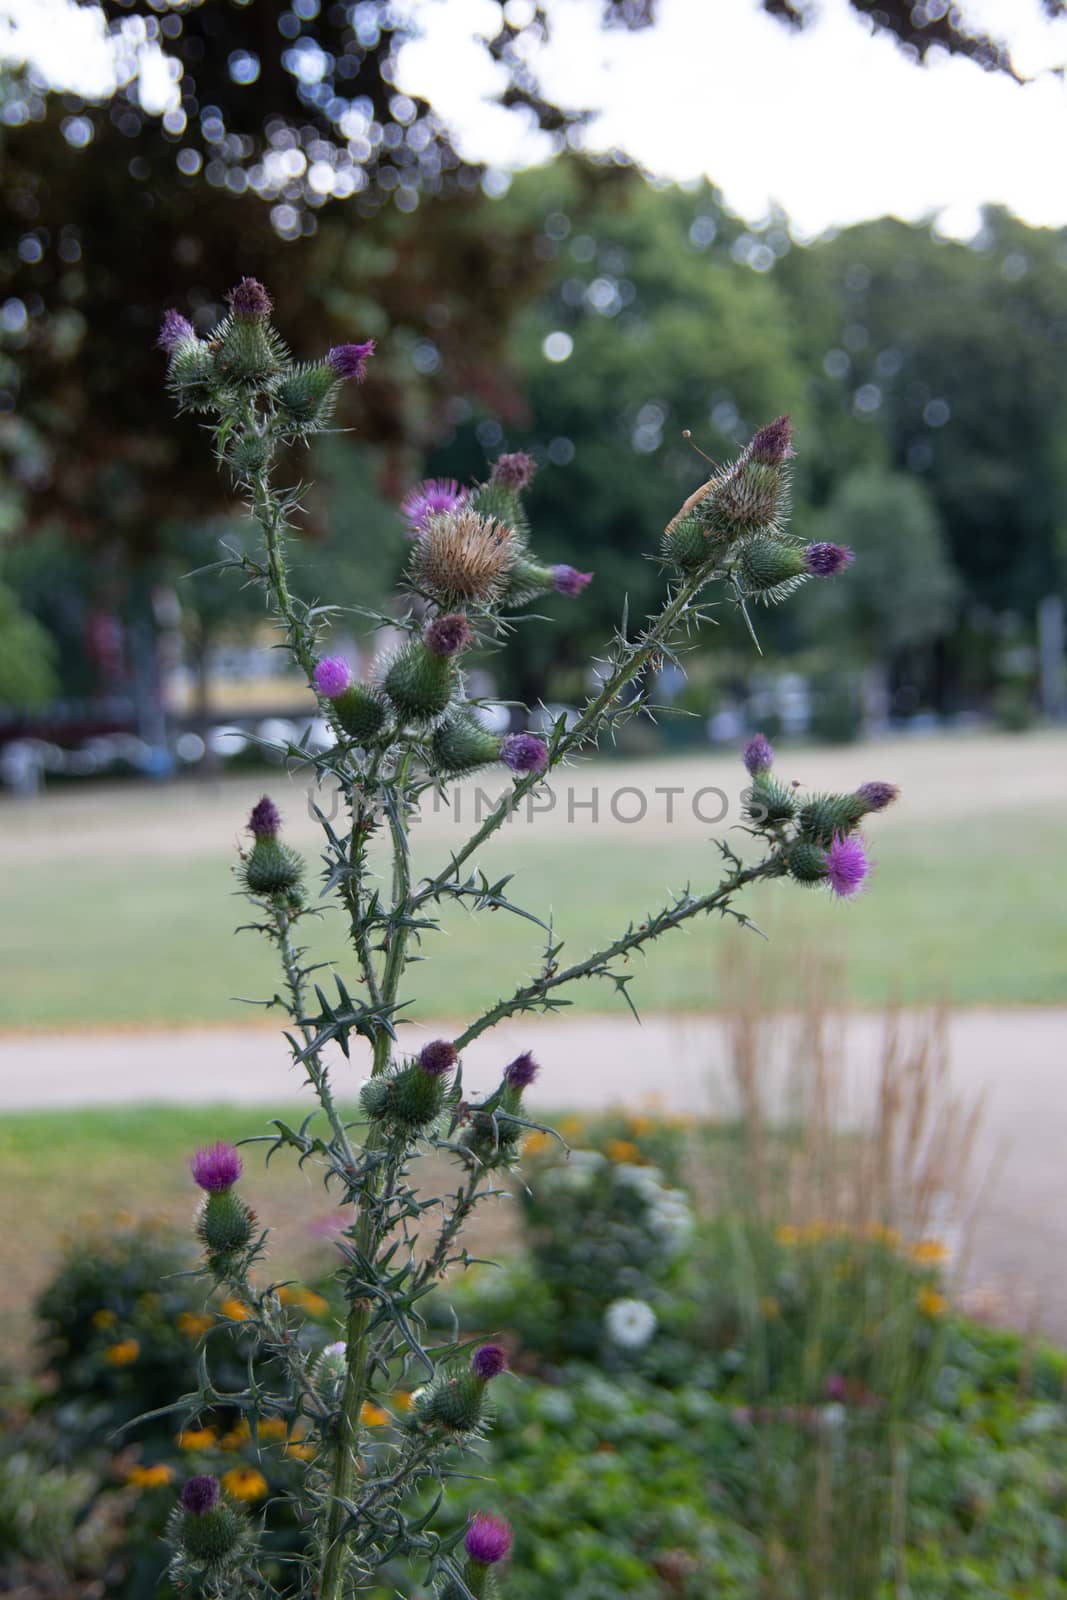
[4,0,1067,238]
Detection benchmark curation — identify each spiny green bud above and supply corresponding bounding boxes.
[797,792,867,847]
[179,1502,245,1563]
[745,775,798,827]
[787,840,830,885]
[661,513,721,573]
[432,712,502,777]
[168,340,220,412]
[360,1063,445,1130]
[736,535,807,595]
[228,431,272,477]
[383,642,455,723]
[712,455,788,535]
[276,361,340,430]
[241,837,305,897]
[334,683,388,744]
[197,1190,255,1259]
[467,480,529,543]
[212,314,286,389]
[416,1369,487,1433]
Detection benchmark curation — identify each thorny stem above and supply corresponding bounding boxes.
[273,901,356,1167]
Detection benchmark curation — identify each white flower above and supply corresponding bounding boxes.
[604,1297,657,1350]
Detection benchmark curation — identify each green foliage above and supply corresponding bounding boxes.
[0,578,57,709]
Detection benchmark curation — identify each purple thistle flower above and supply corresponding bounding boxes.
[490,451,537,491]
[191,1141,243,1193]
[314,656,353,699]
[327,340,375,382]
[742,733,775,776]
[504,1051,538,1091]
[856,780,899,813]
[400,478,465,535]
[804,542,854,577]
[181,1475,220,1515]
[248,796,281,838]
[464,1512,512,1566]
[552,565,593,597]
[471,1343,508,1380]
[424,612,473,658]
[157,309,195,353]
[226,277,272,320]
[748,415,794,465]
[825,834,869,900]
[500,732,548,776]
[418,1039,457,1077]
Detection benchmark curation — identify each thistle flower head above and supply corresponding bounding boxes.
[157,309,195,353]
[400,478,465,535]
[552,564,593,597]
[464,1512,512,1566]
[423,612,473,659]
[226,277,272,320]
[742,733,775,776]
[490,451,537,490]
[191,1142,243,1193]
[410,509,517,604]
[313,656,353,699]
[748,415,794,465]
[804,542,854,577]
[418,1039,457,1077]
[500,732,548,776]
[504,1050,538,1090]
[327,340,375,382]
[825,833,869,899]
[471,1343,508,1380]
[248,796,282,838]
[181,1475,220,1515]
[856,780,900,812]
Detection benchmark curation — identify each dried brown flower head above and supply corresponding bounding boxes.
[409,509,518,605]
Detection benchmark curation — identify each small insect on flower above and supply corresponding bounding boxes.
[604,1297,657,1350]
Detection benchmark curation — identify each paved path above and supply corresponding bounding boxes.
[3,1008,1065,1338]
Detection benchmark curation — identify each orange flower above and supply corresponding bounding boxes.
[298,1291,329,1318]
[521,1131,550,1158]
[604,1139,641,1165]
[359,1402,390,1427]
[256,1417,288,1442]
[917,1288,948,1319]
[219,1298,251,1322]
[220,1420,252,1452]
[126,1463,172,1489]
[285,1441,316,1462]
[105,1339,140,1366]
[775,1225,800,1247]
[391,1391,414,1413]
[177,1311,214,1339]
[176,1427,217,1451]
[558,1115,586,1141]
[91,1308,118,1330]
[222,1465,269,1503]
[911,1239,950,1266]
[626,1114,655,1137]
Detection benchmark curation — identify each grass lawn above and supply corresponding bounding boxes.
[1,761,1064,1029]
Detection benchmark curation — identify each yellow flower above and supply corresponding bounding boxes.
[105,1339,140,1366]
[912,1239,950,1266]
[220,1420,252,1452]
[558,1115,586,1141]
[521,1131,550,1158]
[219,1298,250,1322]
[626,1113,655,1137]
[222,1465,269,1503]
[285,1441,316,1462]
[137,1292,160,1313]
[917,1288,948,1319]
[758,1296,781,1320]
[178,1311,214,1339]
[775,1225,800,1247]
[91,1308,118,1330]
[359,1401,390,1427]
[177,1427,217,1452]
[299,1291,329,1318]
[604,1139,641,1164]
[256,1417,288,1442]
[126,1464,172,1489]
[391,1391,414,1413]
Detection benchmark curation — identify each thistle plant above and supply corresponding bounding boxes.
[152,278,898,1599]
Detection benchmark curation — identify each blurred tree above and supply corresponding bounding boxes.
[0,577,58,710]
